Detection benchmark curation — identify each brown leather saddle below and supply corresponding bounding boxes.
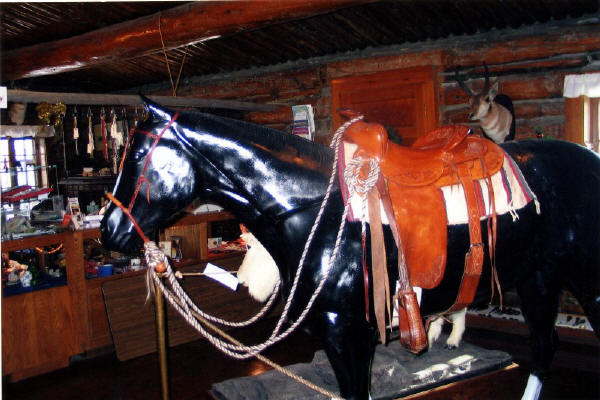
[342,115,504,352]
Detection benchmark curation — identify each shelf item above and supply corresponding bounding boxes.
[2,187,53,203]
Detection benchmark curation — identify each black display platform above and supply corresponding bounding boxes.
[210,335,513,400]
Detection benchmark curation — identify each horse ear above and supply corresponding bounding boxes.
[139,94,174,122]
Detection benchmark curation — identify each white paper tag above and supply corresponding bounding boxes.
[0,86,7,108]
[203,263,239,291]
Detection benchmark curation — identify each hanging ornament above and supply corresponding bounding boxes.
[110,108,124,149]
[110,108,121,175]
[121,107,130,144]
[72,106,79,156]
[100,107,108,160]
[87,107,95,157]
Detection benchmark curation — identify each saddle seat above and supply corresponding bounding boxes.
[343,120,504,289]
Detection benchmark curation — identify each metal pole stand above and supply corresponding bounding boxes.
[154,279,170,400]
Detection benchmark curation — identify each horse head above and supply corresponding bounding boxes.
[101,99,199,253]
[102,97,334,257]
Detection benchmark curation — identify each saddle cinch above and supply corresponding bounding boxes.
[342,116,504,353]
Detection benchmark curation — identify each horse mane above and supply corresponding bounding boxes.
[176,108,333,167]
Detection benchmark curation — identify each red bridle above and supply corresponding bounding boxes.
[107,111,180,250]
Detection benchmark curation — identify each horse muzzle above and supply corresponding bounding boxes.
[100,208,145,254]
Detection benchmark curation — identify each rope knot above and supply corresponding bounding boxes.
[343,156,380,197]
[144,241,168,273]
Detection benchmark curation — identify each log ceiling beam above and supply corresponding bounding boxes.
[2,0,377,82]
[7,89,281,112]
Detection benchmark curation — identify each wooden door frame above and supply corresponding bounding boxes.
[331,66,439,141]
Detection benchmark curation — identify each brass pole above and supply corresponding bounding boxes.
[154,280,170,400]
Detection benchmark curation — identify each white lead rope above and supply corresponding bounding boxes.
[144,115,365,358]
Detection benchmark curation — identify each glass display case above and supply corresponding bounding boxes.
[1,210,244,382]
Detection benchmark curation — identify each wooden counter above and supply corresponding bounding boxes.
[1,211,242,381]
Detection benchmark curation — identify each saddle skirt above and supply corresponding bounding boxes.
[339,125,540,289]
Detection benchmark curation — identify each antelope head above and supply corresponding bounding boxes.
[455,62,500,121]
[455,62,514,143]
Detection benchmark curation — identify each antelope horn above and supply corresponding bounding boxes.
[482,62,490,94]
[454,66,473,96]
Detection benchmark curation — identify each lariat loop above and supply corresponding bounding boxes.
[343,156,380,198]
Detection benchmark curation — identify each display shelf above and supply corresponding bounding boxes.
[466,310,598,346]
[2,209,240,381]
[1,230,84,381]
[1,164,57,172]
[58,176,116,185]
[3,274,68,297]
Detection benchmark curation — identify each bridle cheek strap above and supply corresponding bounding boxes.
[125,112,180,213]
[106,192,150,243]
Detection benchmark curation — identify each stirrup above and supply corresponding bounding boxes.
[396,289,427,354]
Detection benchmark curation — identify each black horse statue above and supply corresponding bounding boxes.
[101,100,600,400]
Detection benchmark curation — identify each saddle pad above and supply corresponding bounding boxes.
[339,141,540,225]
[441,152,540,225]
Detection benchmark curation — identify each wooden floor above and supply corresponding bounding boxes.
[3,320,599,400]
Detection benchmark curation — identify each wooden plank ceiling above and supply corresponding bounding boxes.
[1,0,598,93]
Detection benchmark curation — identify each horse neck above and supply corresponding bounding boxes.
[184,121,334,223]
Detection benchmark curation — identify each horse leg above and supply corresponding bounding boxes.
[427,308,467,350]
[445,308,467,349]
[427,317,445,349]
[565,262,600,337]
[321,319,378,400]
[517,272,561,400]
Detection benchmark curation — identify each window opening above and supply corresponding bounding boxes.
[0,138,10,189]
[1,137,51,219]
[564,73,600,153]
[13,138,36,187]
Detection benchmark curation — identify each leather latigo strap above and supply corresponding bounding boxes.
[444,162,485,314]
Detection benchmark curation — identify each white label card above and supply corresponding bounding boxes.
[203,263,239,291]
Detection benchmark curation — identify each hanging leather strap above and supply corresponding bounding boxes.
[367,187,391,343]
[444,162,484,313]
[376,177,427,353]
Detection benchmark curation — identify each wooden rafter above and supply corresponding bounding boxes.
[7,90,280,112]
[2,0,377,81]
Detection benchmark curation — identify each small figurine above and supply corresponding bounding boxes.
[19,269,32,287]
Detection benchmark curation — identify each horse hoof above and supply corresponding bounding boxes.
[444,344,458,350]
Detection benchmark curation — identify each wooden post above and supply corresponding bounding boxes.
[154,280,170,400]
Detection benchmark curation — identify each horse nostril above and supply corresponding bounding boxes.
[468,113,474,120]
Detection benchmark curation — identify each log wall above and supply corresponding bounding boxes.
[153,22,600,144]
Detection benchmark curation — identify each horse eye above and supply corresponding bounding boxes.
[130,147,148,161]
[485,96,490,102]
